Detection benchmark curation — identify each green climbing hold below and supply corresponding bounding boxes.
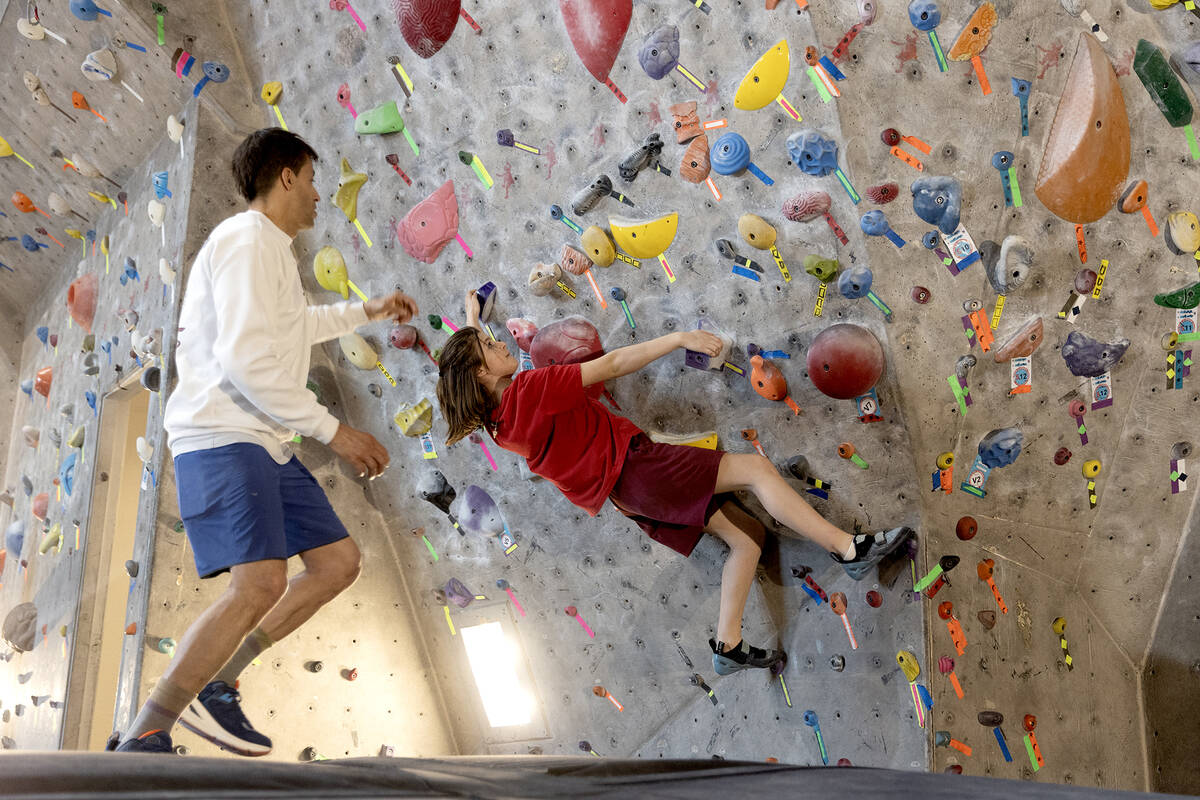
[803,254,840,282]
[1154,280,1200,310]
[354,101,406,135]
[1134,39,1193,128]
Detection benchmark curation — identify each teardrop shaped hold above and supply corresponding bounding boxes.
[314,246,350,298]
[1034,33,1130,224]
[558,0,632,84]
[393,0,460,59]
[66,273,98,331]
[679,134,711,183]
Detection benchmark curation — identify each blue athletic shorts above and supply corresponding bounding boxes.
[174,443,350,579]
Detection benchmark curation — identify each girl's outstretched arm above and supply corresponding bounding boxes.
[581,330,723,387]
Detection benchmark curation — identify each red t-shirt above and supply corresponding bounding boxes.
[488,364,641,515]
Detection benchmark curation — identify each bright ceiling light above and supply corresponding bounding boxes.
[460,621,535,728]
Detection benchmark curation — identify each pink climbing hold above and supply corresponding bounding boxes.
[392,0,460,59]
[506,318,539,352]
[396,180,459,264]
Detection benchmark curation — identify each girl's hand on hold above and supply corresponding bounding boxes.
[677,329,723,356]
[464,289,480,328]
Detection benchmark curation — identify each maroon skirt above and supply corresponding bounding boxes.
[609,434,731,557]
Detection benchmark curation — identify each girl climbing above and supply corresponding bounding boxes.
[436,293,912,676]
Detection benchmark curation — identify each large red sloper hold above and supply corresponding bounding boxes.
[392,0,461,59]
[559,0,632,83]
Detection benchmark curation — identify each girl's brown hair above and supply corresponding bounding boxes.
[436,327,497,447]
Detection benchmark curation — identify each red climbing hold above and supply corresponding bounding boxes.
[392,0,460,59]
[805,324,884,400]
[559,0,632,84]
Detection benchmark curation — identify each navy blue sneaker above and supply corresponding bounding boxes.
[710,639,786,676]
[178,681,272,757]
[833,526,914,580]
[111,729,174,753]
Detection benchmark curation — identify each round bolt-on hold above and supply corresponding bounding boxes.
[837,758,853,767]
[1162,331,1180,351]
[830,654,845,672]
[1023,714,1037,732]
[592,685,607,697]
[1054,447,1072,465]
[1068,399,1087,418]
[1082,459,1101,478]
[837,442,856,459]
[962,298,983,313]
[1074,269,1098,295]
[978,610,997,630]
[1173,441,1193,460]
[305,660,323,673]
[300,746,319,762]
[496,578,511,589]
[881,128,901,147]
[174,744,189,755]
[922,230,941,249]
[955,516,977,541]
[344,667,358,681]
[937,601,954,620]
[936,452,955,470]
[565,605,578,617]
[124,560,138,577]
[865,590,882,608]
[911,285,932,304]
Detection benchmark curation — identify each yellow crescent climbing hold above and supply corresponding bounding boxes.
[608,213,679,259]
[896,650,921,683]
[735,39,791,111]
[314,245,350,299]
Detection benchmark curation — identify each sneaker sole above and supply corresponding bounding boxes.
[178,703,272,757]
[712,652,787,677]
[843,527,914,581]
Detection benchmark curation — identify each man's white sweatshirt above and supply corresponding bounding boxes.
[164,210,368,464]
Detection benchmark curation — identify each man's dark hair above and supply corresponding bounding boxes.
[231,128,319,202]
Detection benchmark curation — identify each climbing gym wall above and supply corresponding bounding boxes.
[0,0,1196,794]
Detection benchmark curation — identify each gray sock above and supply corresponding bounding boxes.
[213,627,274,686]
[126,676,194,740]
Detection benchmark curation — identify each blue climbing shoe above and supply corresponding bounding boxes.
[178,680,272,757]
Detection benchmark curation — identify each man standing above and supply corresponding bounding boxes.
[111,129,417,755]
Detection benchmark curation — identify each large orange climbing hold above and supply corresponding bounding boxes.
[1035,33,1130,224]
[559,0,632,84]
[34,366,52,398]
[947,2,998,60]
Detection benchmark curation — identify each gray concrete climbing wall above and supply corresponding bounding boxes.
[0,95,196,750]
[0,0,1197,794]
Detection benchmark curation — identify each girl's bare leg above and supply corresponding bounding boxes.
[714,453,854,556]
[703,502,767,647]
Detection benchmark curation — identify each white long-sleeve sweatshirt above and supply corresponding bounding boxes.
[164,209,368,464]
